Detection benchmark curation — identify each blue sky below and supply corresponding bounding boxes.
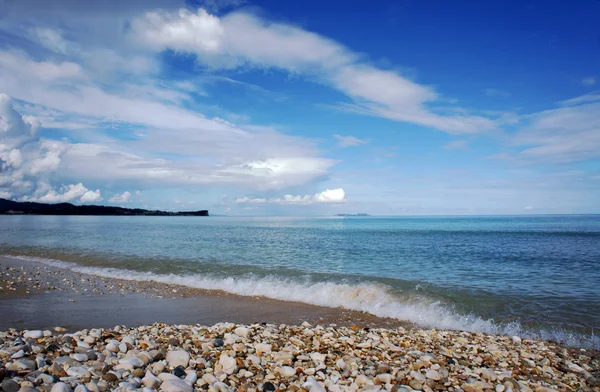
[0,0,599,215]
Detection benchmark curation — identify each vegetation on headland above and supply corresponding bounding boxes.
[0,198,208,216]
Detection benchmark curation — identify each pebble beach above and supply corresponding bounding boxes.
[1,260,599,392]
[1,321,599,392]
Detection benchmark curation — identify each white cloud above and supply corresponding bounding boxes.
[558,93,600,107]
[33,28,71,54]
[131,9,224,53]
[581,77,596,86]
[442,140,469,150]
[131,8,496,134]
[509,96,600,163]
[524,206,534,210]
[236,188,346,205]
[333,134,369,147]
[0,94,97,202]
[28,183,102,203]
[109,191,132,203]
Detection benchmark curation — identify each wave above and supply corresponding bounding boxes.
[5,254,599,349]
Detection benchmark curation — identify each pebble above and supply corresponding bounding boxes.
[426,369,441,380]
[279,366,296,378]
[159,379,193,392]
[2,379,20,392]
[119,356,145,368]
[50,383,72,392]
[166,350,189,368]
[23,330,43,339]
[72,353,88,362]
[9,358,36,371]
[142,371,161,388]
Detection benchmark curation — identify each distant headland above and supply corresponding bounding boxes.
[0,198,208,216]
[335,213,370,217]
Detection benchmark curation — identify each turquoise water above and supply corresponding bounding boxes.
[1,215,599,348]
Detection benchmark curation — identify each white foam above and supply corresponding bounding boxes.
[6,254,599,349]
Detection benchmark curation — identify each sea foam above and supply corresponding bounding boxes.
[6,254,599,349]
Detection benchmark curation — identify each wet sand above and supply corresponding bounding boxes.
[0,256,411,331]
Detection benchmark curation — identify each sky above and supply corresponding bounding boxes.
[0,0,599,215]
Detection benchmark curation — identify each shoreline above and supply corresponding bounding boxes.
[0,256,411,331]
[1,256,599,391]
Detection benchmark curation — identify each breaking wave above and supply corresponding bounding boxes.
[6,255,599,349]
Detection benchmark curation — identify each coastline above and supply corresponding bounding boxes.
[1,256,599,391]
[0,256,410,331]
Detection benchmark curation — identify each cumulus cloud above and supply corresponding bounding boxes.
[236,188,346,205]
[333,134,369,147]
[109,191,132,203]
[0,94,100,202]
[27,183,102,203]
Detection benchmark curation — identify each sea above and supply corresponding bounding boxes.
[1,214,599,348]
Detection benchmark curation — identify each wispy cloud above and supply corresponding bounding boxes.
[581,77,597,86]
[130,8,497,134]
[333,134,369,147]
[236,188,346,205]
[442,140,469,150]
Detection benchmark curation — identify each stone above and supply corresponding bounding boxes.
[568,363,585,373]
[72,354,88,362]
[410,371,426,382]
[142,371,161,389]
[74,386,90,392]
[481,369,497,381]
[303,379,325,392]
[172,366,186,378]
[255,343,272,355]
[426,369,441,380]
[35,374,56,385]
[23,331,43,339]
[119,357,145,369]
[159,379,193,392]
[279,366,296,378]
[50,383,72,392]
[17,388,38,392]
[9,359,36,371]
[183,371,197,386]
[219,354,237,375]
[375,373,392,384]
[462,385,483,392]
[102,372,119,382]
[234,327,250,338]
[214,338,224,347]
[166,350,190,368]
[105,342,119,353]
[2,379,20,392]
[11,350,25,359]
[409,380,423,390]
[67,366,91,378]
[158,373,180,382]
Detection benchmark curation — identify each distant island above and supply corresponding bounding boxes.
[0,198,208,216]
[335,213,370,217]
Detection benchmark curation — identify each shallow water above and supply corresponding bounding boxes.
[1,215,599,348]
